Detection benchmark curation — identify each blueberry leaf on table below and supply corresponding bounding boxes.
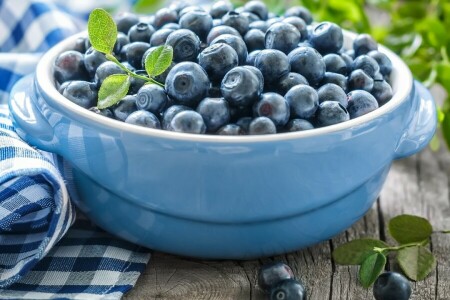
[88,8,117,55]
[388,214,433,244]
[145,45,173,77]
[332,239,388,265]
[359,252,387,288]
[98,74,130,109]
[397,246,436,281]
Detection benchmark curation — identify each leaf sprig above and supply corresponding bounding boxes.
[332,214,449,288]
[87,8,173,109]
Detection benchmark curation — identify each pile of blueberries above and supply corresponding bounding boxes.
[54,1,394,135]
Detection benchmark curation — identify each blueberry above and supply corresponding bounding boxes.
[317,83,348,107]
[94,61,127,87]
[242,65,264,90]
[221,66,262,107]
[217,124,245,135]
[244,29,265,52]
[348,69,374,92]
[373,272,411,300]
[211,34,248,65]
[284,6,313,24]
[253,92,290,126]
[270,279,306,300]
[198,43,239,83]
[368,50,392,76]
[265,22,301,54]
[165,29,201,62]
[316,101,349,127]
[255,49,290,84]
[249,20,269,33]
[249,116,276,134]
[209,0,234,19]
[340,52,353,70]
[321,72,347,91]
[113,95,138,121]
[125,42,150,69]
[150,28,175,46]
[352,55,380,78]
[286,119,314,131]
[241,11,261,23]
[136,84,168,114]
[73,37,87,53]
[285,84,318,119]
[63,81,97,109]
[89,106,114,118]
[246,50,261,65]
[125,110,161,129]
[353,33,378,57]
[179,11,213,41]
[165,62,210,106]
[347,90,379,118]
[323,53,347,75]
[258,262,295,292]
[206,25,241,44]
[236,116,253,132]
[244,1,268,20]
[54,50,88,83]
[371,80,393,106]
[162,23,180,30]
[283,17,308,40]
[153,8,178,28]
[128,22,155,43]
[277,72,308,96]
[128,70,148,94]
[84,47,107,77]
[288,47,325,86]
[162,105,192,129]
[222,11,249,36]
[169,110,206,134]
[114,32,130,55]
[115,12,139,34]
[196,97,231,132]
[179,6,205,18]
[309,22,343,54]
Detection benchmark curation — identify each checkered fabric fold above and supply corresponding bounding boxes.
[0,1,150,299]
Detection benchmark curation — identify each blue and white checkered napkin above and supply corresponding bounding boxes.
[0,1,150,299]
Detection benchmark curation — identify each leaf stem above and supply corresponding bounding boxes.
[373,239,429,253]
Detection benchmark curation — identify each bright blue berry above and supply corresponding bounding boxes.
[347,90,379,118]
[179,11,213,41]
[198,43,239,83]
[348,69,374,92]
[321,72,347,91]
[165,29,201,62]
[285,84,318,119]
[277,72,308,96]
[309,22,343,54]
[222,11,249,36]
[210,0,234,19]
[265,22,301,54]
[125,42,150,69]
[249,116,276,134]
[244,1,268,20]
[317,83,348,107]
[162,105,192,129]
[323,53,347,75]
[288,47,325,86]
[270,279,306,300]
[128,22,155,43]
[169,110,206,134]
[153,8,178,29]
[63,81,97,109]
[211,34,248,65]
[254,92,290,126]
[283,17,308,40]
[258,262,295,292]
[206,25,241,44]
[115,12,139,34]
[352,55,380,78]
[368,50,392,76]
[136,84,168,114]
[373,272,411,300]
[125,110,161,129]
[353,34,378,57]
[371,80,393,106]
[255,49,290,84]
[84,47,107,76]
[244,29,265,52]
[196,97,230,132]
[316,101,349,127]
[54,50,88,84]
[286,119,314,131]
[221,66,262,107]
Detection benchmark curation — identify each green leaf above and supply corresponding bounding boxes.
[88,8,117,54]
[332,239,388,265]
[388,214,433,244]
[97,74,130,109]
[397,246,436,281]
[145,45,173,77]
[358,252,386,288]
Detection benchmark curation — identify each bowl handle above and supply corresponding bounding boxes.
[394,80,437,159]
[8,74,59,153]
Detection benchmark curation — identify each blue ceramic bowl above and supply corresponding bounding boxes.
[9,31,436,259]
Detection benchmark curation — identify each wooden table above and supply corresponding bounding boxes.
[125,144,450,300]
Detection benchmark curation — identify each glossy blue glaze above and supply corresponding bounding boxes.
[8,33,437,259]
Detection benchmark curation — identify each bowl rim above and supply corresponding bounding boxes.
[37,30,413,143]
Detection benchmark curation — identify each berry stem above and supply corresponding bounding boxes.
[105,53,165,87]
[373,239,429,253]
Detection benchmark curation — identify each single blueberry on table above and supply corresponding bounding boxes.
[150,28,174,46]
[348,69,374,92]
[88,107,114,119]
[368,50,392,76]
[198,43,239,83]
[317,83,348,107]
[113,95,138,121]
[353,33,378,57]
[165,29,201,62]
[162,105,192,130]
[153,8,178,28]
[373,272,411,300]
[125,110,161,129]
[115,12,139,34]
[217,124,245,135]
[286,119,314,132]
[165,62,211,107]
[179,11,213,41]
[283,16,308,40]
[321,72,347,91]
[94,61,127,87]
[323,53,347,75]
[285,84,318,119]
[258,262,295,292]
[277,72,309,96]
[128,22,155,43]
[136,84,168,114]
[253,92,290,126]
[371,80,393,106]
[209,0,234,19]
[221,11,250,36]
[265,22,301,54]
[54,50,88,84]
[211,34,248,65]
[270,279,306,300]
[309,22,343,54]
[352,55,380,78]
[244,29,266,52]
[125,42,151,69]
[244,1,268,20]
[169,110,206,134]
[63,81,97,109]
[288,46,325,87]
[249,20,269,32]
[316,101,350,127]
[196,97,231,132]
[84,47,107,77]
[206,25,241,44]
[284,6,313,24]
[249,116,277,134]
[347,90,379,118]
[255,49,290,84]
[221,66,262,107]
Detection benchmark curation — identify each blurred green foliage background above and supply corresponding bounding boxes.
[135,0,450,149]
